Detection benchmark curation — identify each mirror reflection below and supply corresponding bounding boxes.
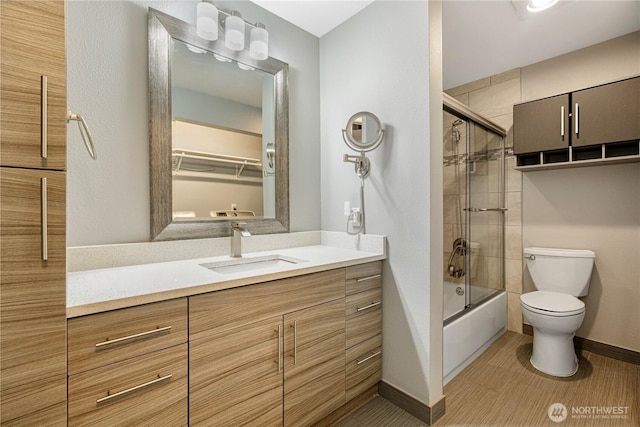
[171,39,276,220]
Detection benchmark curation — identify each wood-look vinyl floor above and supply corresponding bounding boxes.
[335,331,639,427]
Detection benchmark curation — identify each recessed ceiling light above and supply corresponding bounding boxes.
[526,0,559,13]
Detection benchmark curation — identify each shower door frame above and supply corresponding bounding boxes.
[443,93,508,322]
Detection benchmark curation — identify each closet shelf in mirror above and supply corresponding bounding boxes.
[172,148,262,178]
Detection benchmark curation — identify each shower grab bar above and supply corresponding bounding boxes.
[464,207,508,212]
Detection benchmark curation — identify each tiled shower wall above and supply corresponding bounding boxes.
[445,69,524,333]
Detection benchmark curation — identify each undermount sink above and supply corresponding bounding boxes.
[200,255,307,275]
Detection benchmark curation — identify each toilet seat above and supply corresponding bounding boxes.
[520,291,585,317]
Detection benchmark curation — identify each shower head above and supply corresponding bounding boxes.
[451,119,463,144]
[452,119,463,126]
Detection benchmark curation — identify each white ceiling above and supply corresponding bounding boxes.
[250,0,640,89]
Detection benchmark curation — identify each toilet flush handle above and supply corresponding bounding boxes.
[525,254,536,260]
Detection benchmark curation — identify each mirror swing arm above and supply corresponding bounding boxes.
[148,8,289,241]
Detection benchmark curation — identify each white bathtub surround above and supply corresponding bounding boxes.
[443,292,507,385]
[67,231,386,272]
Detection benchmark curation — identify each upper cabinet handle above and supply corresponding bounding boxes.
[41,76,48,159]
[575,103,579,136]
[560,105,565,139]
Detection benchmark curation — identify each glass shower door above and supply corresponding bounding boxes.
[465,122,505,306]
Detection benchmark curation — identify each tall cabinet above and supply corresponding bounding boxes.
[0,1,67,424]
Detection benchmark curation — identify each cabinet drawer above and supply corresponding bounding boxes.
[68,298,188,375]
[68,344,188,427]
[346,334,382,402]
[346,262,382,295]
[345,288,382,348]
[190,269,345,340]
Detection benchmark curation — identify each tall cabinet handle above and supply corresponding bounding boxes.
[292,321,297,365]
[574,103,579,136]
[41,177,48,261]
[560,105,565,138]
[41,75,48,159]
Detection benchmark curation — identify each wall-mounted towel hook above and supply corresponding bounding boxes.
[68,111,97,160]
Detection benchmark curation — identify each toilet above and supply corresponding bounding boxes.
[520,247,596,377]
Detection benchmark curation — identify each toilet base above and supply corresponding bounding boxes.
[530,328,579,377]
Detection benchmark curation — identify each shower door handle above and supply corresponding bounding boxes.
[464,207,507,213]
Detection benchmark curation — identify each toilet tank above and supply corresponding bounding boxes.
[524,247,596,297]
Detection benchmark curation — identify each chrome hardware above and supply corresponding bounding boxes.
[41,178,48,261]
[41,76,48,159]
[560,105,565,139]
[95,326,172,349]
[356,350,381,365]
[464,207,508,212]
[68,111,98,160]
[356,301,381,312]
[356,274,381,283]
[292,321,297,365]
[447,237,468,279]
[96,374,172,405]
[456,286,465,296]
[525,254,536,261]
[230,221,251,258]
[575,103,579,136]
[277,324,282,372]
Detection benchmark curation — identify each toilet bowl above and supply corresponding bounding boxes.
[520,247,595,377]
[520,291,585,376]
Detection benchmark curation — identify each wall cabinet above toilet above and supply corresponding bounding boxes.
[514,76,640,170]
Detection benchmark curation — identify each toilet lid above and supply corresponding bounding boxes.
[520,291,585,316]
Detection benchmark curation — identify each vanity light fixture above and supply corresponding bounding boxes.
[526,0,559,12]
[195,1,269,59]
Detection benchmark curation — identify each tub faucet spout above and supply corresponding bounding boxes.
[230,222,251,258]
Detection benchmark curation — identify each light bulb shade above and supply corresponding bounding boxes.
[225,11,245,51]
[250,23,269,60]
[196,1,219,41]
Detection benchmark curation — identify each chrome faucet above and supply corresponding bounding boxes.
[230,221,251,258]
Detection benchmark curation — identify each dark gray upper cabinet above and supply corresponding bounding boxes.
[572,77,640,148]
[514,94,570,154]
[514,77,640,155]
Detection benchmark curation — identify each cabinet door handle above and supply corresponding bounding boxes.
[560,105,565,139]
[41,178,48,261]
[356,301,381,312]
[277,324,282,372]
[96,374,172,406]
[574,102,579,136]
[356,350,381,365]
[292,321,297,365]
[95,326,172,349]
[356,274,381,283]
[41,75,48,159]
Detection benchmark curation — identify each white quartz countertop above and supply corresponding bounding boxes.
[67,244,385,318]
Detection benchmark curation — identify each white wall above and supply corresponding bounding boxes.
[320,1,435,404]
[67,0,320,246]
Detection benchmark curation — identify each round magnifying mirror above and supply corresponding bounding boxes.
[343,111,385,152]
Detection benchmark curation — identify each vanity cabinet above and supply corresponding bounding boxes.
[344,262,383,402]
[67,299,188,426]
[514,77,640,168]
[189,269,346,426]
[0,1,67,424]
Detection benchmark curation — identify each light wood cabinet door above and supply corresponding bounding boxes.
[284,298,346,427]
[572,77,640,148]
[0,0,66,170]
[190,316,283,426]
[0,167,66,425]
[514,94,570,154]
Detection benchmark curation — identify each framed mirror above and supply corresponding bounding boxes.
[148,8,289,241]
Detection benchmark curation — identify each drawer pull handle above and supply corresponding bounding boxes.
[356,350,381,365]
[96,374,172,405]
[356,274,381,283]
[356,301,381,312]
[95,326,172,349]
[41,75,48,159]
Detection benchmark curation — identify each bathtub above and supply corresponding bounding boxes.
[443,283,506,385]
